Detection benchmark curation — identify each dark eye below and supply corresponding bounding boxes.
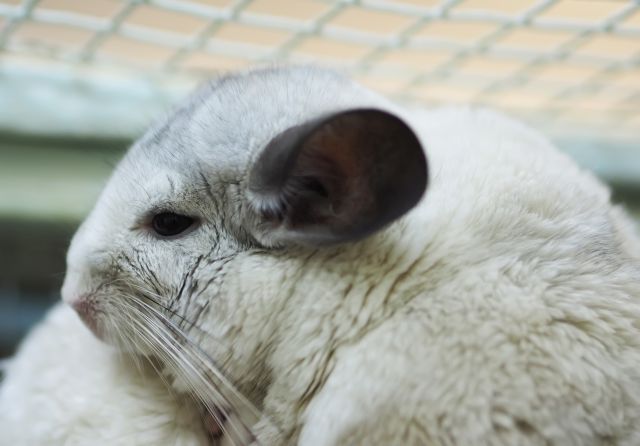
[151,212,195,237]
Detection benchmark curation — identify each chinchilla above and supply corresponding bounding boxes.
[1,66,640,446]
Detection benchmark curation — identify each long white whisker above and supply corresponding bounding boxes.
[134,295,264,421]
[115,304,177,399]
[114,297,245,445]
[100,277,277,444]
[131,322,236,444]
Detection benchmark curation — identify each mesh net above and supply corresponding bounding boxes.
[0,0,638,140]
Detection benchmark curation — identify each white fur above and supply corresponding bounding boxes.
[0,304,207,445]
[1,67,639,445]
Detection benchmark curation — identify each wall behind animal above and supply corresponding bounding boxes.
[0,0,638,358]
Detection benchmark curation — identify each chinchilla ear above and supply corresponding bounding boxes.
[247,108,428,246]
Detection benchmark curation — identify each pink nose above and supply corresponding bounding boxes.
[71,297,101,338]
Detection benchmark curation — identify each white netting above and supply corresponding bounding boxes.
[0,0,638,139]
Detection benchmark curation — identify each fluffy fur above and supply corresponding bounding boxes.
[0,304,207,445]
[1,66,640,445]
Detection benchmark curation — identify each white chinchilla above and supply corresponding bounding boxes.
[1,66,640,446]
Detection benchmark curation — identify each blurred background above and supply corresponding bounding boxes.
[0,0,639,358]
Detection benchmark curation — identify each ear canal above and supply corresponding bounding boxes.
[248,108,428,246]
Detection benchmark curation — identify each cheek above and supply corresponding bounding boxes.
[123,254,185,297]
[199,255,280,338]
[126,245,214,315]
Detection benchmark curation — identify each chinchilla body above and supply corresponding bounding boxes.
[1,66,640,446]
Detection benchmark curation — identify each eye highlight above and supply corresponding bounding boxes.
[151,212,195,237]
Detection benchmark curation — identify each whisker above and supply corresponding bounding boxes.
[126,317,234,443]
[115,307,177,399]
[118,286,238,400]
[133,296,264,419]
[113,297,246,445]
[124,282,210,336]
[133,328,240,445]
[105,307,155,395]
[99,278,277,444]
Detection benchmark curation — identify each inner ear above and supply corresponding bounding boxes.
[248,108,428,246]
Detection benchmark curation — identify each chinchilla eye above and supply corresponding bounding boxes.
[151,212,195,237]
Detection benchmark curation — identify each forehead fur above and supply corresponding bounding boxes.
[77,65,399,252]
[125,66,390,178]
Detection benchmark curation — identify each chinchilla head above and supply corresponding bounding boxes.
[60,66,428,424]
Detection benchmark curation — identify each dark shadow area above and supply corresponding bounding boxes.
[0,133,127,358]
[0,218,76,357]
